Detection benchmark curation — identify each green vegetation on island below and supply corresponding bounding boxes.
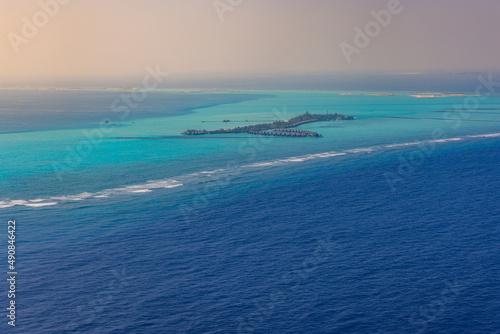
[181,112,355,137]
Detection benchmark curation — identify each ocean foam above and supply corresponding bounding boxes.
[468,133,500,138]
[24,202,58,208]
[200,169,227,175]
[0,180,183,209]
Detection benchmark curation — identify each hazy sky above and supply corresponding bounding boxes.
[1,0,499,81]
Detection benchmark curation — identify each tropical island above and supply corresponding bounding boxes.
[181,112,355,138]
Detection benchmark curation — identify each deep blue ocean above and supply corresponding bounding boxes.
[1,84,499,333]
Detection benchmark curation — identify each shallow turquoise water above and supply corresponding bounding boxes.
[1,89,499,207]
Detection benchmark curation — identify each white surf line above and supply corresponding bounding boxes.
[1,132,498,210]
[0,180,183,209]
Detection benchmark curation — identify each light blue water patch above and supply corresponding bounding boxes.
[1,89,499,206]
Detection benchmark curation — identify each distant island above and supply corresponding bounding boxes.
[181,112,355,138]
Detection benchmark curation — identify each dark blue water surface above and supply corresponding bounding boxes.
[2,138,499,333]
